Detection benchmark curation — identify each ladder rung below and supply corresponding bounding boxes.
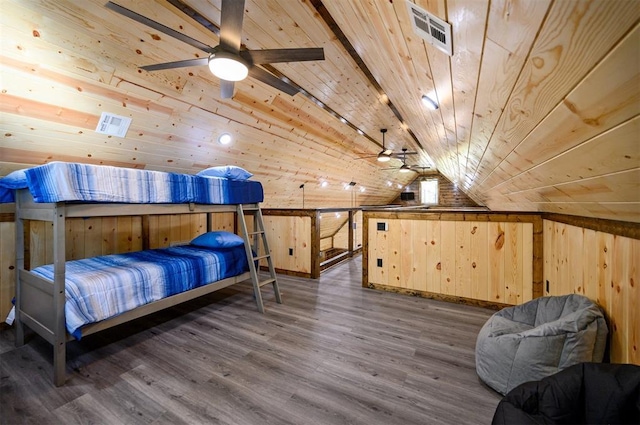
[242,206,259,211]
[248,231,265,236]
[253,254,270,261]
[258,278,276,287]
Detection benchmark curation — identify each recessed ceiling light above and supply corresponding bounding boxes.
[321,181,328,188]
[218,133,232,145]
[421,95,439,110]
[357,129,364,135]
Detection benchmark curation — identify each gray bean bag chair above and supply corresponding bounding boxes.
[475,294,608,395]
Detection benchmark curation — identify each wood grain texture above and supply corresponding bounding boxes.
[0,256,501,425]
[544,219,639,365]
[366,213,536,304]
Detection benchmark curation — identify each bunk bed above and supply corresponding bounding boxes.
[1,162,281,386]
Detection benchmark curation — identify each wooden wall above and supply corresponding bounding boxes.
[259,215,312,276]
[0,221,16,323]
[365,211,542,307]
[544,219,639,364]
[391,172,479,208]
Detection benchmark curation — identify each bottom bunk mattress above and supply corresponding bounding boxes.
[31,245,249,339]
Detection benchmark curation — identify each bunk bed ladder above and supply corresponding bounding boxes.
[237,204,282,313]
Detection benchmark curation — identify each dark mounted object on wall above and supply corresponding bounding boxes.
[400,192,415,201]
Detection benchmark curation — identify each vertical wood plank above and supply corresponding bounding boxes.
[102,217,117,255]
[84,217,102,258]
[503,222,521,304]
[388,219,402,288]
[488,222,505,303]
[440,221,456,296]
[147,215,159,249]
[582,228,598,301]
[610,236,630,363]
[157,215,171,248]
[30,220,47,268]
[521,223,533,302]
[0,222,16,321]
[455,221,471,298]
[116,216,133,253]
[470,222,489,301]
[67,218,85,260]
[568,225,585,295]
[630,239,639,364]
[543,220,555,296]
[410,219,428,292]
[369,218,389,285]
[596,232,614,313]
[425,220,441,294]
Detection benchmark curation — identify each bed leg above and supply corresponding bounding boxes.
[53,340,66,386]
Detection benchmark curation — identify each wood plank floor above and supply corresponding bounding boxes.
[0,256,502,424]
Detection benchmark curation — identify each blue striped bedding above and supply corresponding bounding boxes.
[0,162,263,204]
[31,245,249,339]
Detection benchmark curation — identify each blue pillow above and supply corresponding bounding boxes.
[0,168,28,189]
[190,231,245,248]
[197,165,252,180]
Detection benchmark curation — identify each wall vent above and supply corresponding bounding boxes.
[406,1,453,56]
[95,112,132,138]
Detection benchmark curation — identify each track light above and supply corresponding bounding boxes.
[421,95,439,110]
[208,51,249,81]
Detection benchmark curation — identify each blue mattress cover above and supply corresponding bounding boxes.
[31,244,249,339]
[0,162,263,204]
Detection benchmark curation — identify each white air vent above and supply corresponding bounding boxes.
[406,1,453,56]
[95,112,132,138]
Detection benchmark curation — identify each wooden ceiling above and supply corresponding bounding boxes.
[1,0,638,222]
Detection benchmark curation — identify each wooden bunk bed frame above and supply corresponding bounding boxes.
[13,189,281,386]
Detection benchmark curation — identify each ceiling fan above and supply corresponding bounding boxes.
[381,148,418,173]
[357,129,418,162]
[106,0,325,98]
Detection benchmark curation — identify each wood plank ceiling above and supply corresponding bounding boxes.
[0,0,638,222]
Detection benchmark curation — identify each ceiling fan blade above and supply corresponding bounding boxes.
[106,2,214,53]
[248,67,299,96]
[390,151,418,156]
[220,0,245,53]
[220,80,235,99]
[140,57,209,71]
[240,48,325,64]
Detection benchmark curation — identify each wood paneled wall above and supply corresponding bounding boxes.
[259,215,312,276]
[391,172,479,208]
[364,211,543,308]
[544,219,639,365]
[0,221,16,323]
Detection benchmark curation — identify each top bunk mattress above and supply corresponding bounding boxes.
[0,162,263,204]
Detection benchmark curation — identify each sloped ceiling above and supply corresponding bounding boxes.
[1,0,638,222]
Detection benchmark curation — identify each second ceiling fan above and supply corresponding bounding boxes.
[358,129,418,162]
[106,0,325,98]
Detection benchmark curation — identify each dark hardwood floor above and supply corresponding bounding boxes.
[0,256,502,424]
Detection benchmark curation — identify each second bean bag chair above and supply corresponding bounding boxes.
[492,362,640,424]
[475,294,608,395]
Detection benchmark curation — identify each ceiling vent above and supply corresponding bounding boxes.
[406,1,453,56]
[95,112,132,138]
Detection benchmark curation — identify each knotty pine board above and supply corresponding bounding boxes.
[367,218,534,304]
[0,222,16,322]
[544,219,639,364]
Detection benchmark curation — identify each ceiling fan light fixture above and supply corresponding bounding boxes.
[377,152,391,162]
[208,52,249,81]
[421,95,439,110]
[399,164,412,173]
